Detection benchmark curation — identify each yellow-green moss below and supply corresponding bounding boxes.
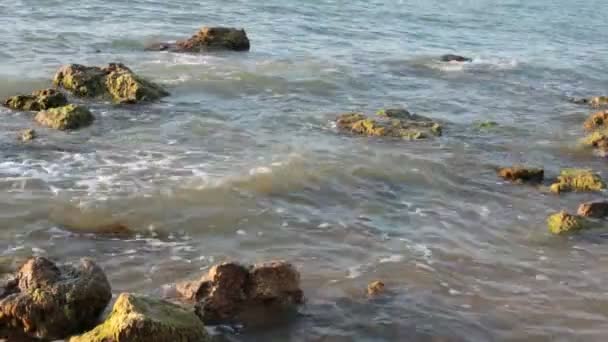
[590,96,608,108]
[336,112,442,140]
[547,211,586,234]
[550,169,606,193]
[105,70,169,103]
[35,104,94,130]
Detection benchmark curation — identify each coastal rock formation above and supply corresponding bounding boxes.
[577,201,608,218]
[571,96,608,108]
[549,169,605,193]
[18,128,36,142]
[53,63,169,103]
[336,110,442,139]
[3,88,68,111]
[176,260,303,324]
[440,54,472,62]
[146,27,250,52]
[367,281,385,297]
[583,110,608,131]
[581,129,608,150]
[547,211,586,234]
[0,257,111,340]
[70,293,209,342]
[35,104,94,130]
[497,166,544,183]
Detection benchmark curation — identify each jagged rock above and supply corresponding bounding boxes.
[583,110,608,131]
[440,54,472,62]
[53,63,169,103]
[176,260,303,324]
[547,211,586,234]
[367,281,385,297]
[571,96,608,108]
[18,129,36,142]
[70,293,208,342]
[3,89,68,111]
[35,104,94,130]
[147,27,250,53]
[577,201,608,218]
[550,169,605,193]
[336,112,442,140]
[497,166,544,183]
[0,257,111,340]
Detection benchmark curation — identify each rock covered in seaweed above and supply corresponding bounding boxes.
[549,169,605,193]
[3,88,68,111]
[336,109,442,140]
[577,201,608,218]
[18,128,36,142]
[35,104,94,130]
[69,293,209,342]
[583,110,608,131]
[53,63,169,103]
[0,257,111,340]
[175,260,303,324]
[547,211,586,234]
[497,166,544,184]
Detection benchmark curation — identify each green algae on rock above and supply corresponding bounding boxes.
[497,166,544,183]
[53,63,169,103]
[70,293,209,342]
[550,169,606,193]
[3,88,68,111]
[18,128,36,142]
[336,111,442,140]
[547,211,586,234]
[0,257,111,340]
[35,104,94,130]
[583,110,608,132]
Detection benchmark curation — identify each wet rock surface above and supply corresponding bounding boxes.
[70,293,209,342]
[147,27,250,53]
[577,201,608,218]
[571,96,608,108]
[0,257,112,340]
[18,129,36,142]
[497,166,544,184]
[3,88,68,111]
[583,110,608,132]
[336,109,442,140]
[440,54,472,62]
[367,281,386,297]
[35,104,94,130]
[176,260,303,324]
[550,169,605,193]
[547,211,586,234]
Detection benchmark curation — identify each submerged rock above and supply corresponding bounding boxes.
[571,96,608,108]
[53,63,169,103]
[3,88,68,111]
[583,110,608,131]
[577,201,608,218]
[70,293,208,342]
[367,281,386,297]
[35,104,94,130]
[581,129,608,150]
[18,128,36,142]
[550,169,605,193]
[497,166,544,184]
[147,27,250,53]
[0,257,111,340]
[475,121,499,129]
[440,54,472,62]
[547,211,586,234]
[336,111,442,140]
[176,260,303,324]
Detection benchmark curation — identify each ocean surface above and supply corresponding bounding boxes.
[2,0,608,340]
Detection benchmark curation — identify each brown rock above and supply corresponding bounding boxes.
[497,166,544,183]
[584,110,608,131]
[367,280,386,296]
[18,129,36,142]
[0,257,112,340]
[246,261,303,305]
[35,104,94,130]
[176,27,250,52]
[3,89,68,111]
[577,201,608,218]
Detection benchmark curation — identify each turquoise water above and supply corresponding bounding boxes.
[1,0,608,340]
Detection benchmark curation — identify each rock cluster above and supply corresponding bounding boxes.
[3,88,68,111]
[336,108,442,140]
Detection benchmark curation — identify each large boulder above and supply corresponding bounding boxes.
[53,63,169,103]
[550,169,605,193]
[175,260,303,324]
[497,166,544,184]
[336,110,442,140]
[3,88,68,111]
[547,211,586,235]
[147,27,250,53]
[0,257,111,340]
[70,293,209,342]
[35,104,94,130]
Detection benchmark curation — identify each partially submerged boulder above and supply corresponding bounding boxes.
[550,169,605,193]
[547,211,586,234]
[336,110,442,140]
[147,27,250,53]
[577,201,608,218]
[176,260,303,324]
[3,88,68,111]
[475,121,499,129]
[571,96,608,108]
[70,293,209,342]
[0,257,111,340]
[497,166,544,184]
[18,128,36,142]
[367,281,386,297]
[53,63,169,103]
[581,129,608,150]
[583,110,608,131]
[35,104,94,130]
[440,54,472,62]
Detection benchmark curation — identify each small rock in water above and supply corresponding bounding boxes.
[549,169,605,194]
[69,293,209,342]
[547,211,586,235]
[570,96,608,108]
[475,121,499,129]
[583,110,608,132]
[35,104,94,130]
[577,201,608,218]
[440,54,473,62]
[147,26,250,53]
[18,128,36,142]
[2,88,68,112]
[336,110,442,140]
[367,280,386,297]
[497,166,544,184]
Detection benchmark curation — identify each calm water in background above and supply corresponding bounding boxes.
[1,0,608,340]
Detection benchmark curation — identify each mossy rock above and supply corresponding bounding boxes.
[547,211,586,234]
[572,96,608,108]
[498,166,544,183]
[3,89,68,111]
[581,130,608,148]
[583,110,608,131]
[53,64,108,97]
[175,27,250,52]
[550,169,605,193]
[70,293,209,342]
[35,104,94,130]
[18,128,36,142]
[336,111,442,140]
[105,68,170,103]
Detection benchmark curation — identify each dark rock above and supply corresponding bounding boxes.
[0,257,112,340]
[577,201,608,218]
[440,54,472,62]
[148,27,250,53]
[497,166,544,183]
